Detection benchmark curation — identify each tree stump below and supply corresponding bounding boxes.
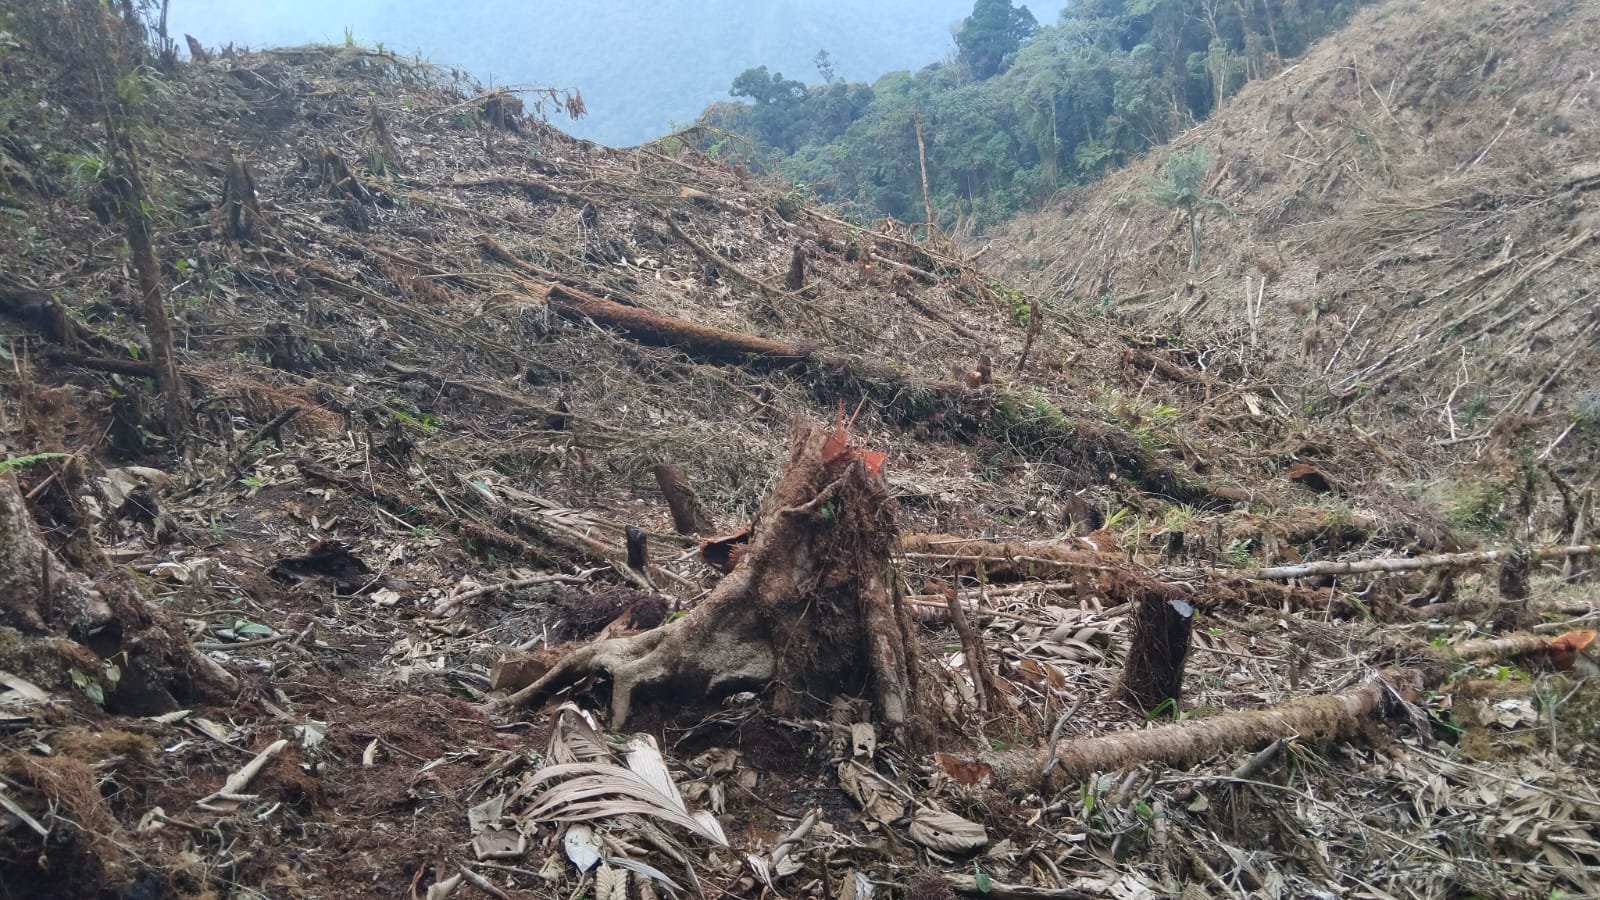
[502,419,917,729]
[221,150,262,243]
[653,463,717,536]
[1117,588,1194,713]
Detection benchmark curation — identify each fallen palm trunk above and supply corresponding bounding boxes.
[479,233,807,364]
[1254,544,1598,580]
[978,672,1418,790]
[1443,629,1596,670]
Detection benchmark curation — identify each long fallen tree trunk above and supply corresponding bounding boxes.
[495,418,920,731]
[978,672,1418,790]
[1255,544,1598,580]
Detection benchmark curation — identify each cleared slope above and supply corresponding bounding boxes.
[994,0,1600,498]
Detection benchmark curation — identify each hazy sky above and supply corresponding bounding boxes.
[168,1,1071,146]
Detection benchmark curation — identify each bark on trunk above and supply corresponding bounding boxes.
[221,150,263,243]
[498,419,917,730]
[982,672,1416,789]
[117,143,188,443]
[1117,590,1193,712]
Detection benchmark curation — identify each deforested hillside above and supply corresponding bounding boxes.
[995,0,1600,491]
[1,2,1598,899]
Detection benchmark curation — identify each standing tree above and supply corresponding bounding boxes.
[69,0,188,443]
[1142,147,1234,273]
[956,0,1038,79]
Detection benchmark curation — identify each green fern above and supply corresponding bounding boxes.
[0,452,70,474]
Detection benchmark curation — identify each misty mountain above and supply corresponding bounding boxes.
[168,0,1070,147]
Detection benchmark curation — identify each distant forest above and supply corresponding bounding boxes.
[167,0,1070,147]
[701,0,1373,231]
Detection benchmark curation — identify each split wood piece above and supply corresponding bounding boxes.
[197,738,288,810]
[945,588,991,714]
[497,419,918,730]
[653,464,717,536]
[980,672,1418,790]
[1254,544,1599,581]
[1117,589,1194,713]
[221,150,263,243]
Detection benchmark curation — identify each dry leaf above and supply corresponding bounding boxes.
[594,863,628,900]
[908,807,988,852]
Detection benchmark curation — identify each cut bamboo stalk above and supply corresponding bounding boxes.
[1253,544,1598,581]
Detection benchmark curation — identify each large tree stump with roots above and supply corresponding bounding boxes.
[1116,586,1194,713]
[500,419,917,729]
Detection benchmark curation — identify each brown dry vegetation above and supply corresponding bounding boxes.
[0,1,1597,898]
[994,0,1600,519]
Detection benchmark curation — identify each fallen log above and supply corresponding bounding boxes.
[1254,544,1598,581]
[980,672,1418,789]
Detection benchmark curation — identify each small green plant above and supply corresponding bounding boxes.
[1144,697,1181,722]
[1225,539,1255,568]
[343,26,356,48]
[1141,147,1235,272]
[238,475,264,489]
[58,150,107,199]
[0,451,70,474]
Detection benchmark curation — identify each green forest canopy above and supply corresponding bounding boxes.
[701,0,1372,231]
[166,0,1071,147]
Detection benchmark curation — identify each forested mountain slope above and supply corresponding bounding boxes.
[993,0,1600,502]
[168,0,1045,147]
[701,0,1372,230]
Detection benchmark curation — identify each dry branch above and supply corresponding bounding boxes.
[1254,544,1598,580]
